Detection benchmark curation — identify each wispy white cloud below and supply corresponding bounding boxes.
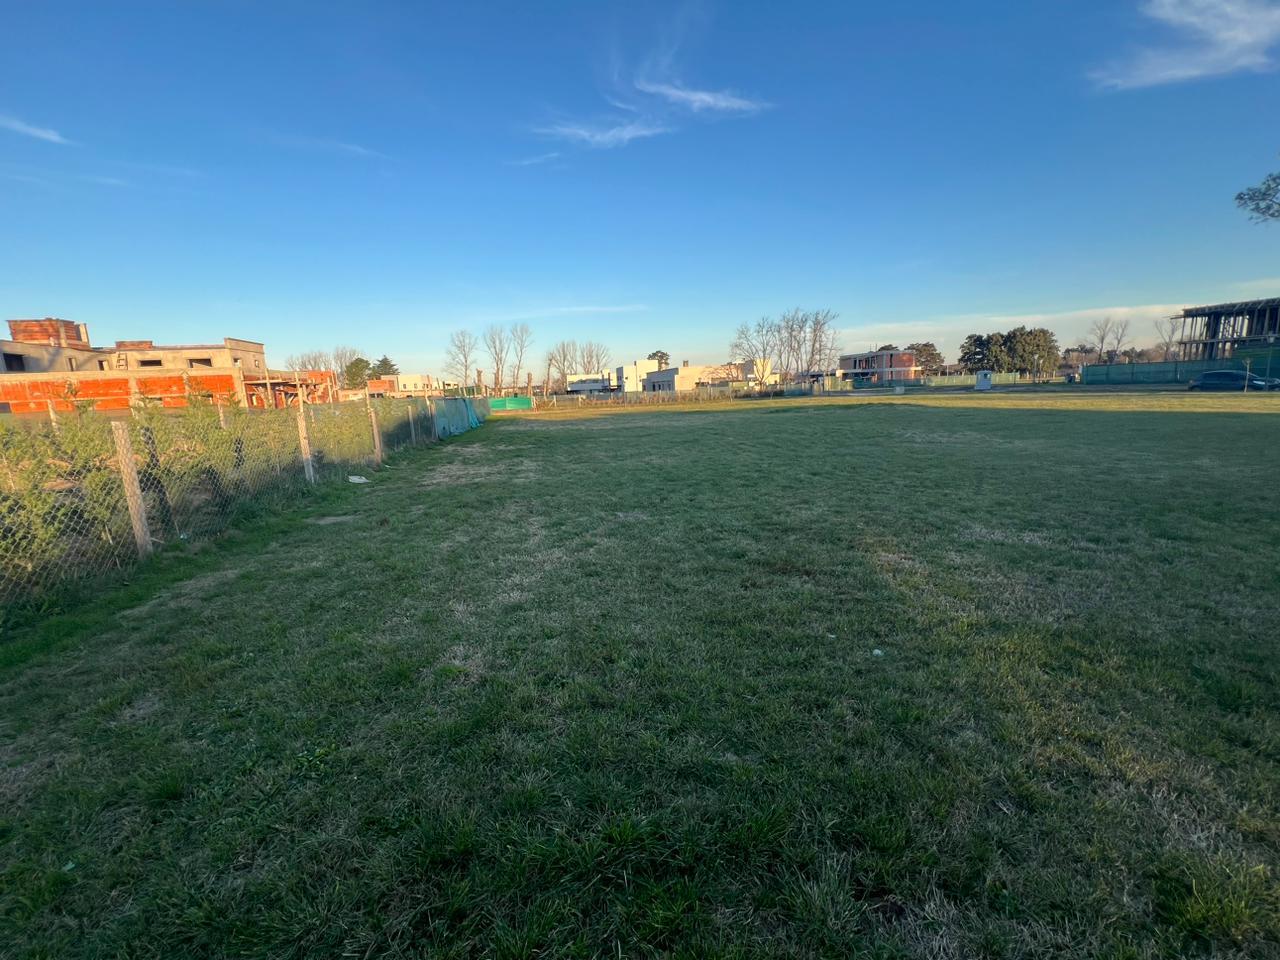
[507,151,561,166]
[1232,276,1280,295]
[272,133,388,159]
[0,170,53,186]
[1093,0,1280,89]
[533,9,767,152]
[839,302,1205,361]
[125,161,203,179]
[534,120,670,149]
[0,113,74,144]
[634,79,768,113]
[930,302,1188,351]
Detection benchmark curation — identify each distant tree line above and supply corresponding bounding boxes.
[957,326,1060,375]
[285,346,402,389]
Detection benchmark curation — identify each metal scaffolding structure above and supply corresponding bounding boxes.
[1177,298,1280,361]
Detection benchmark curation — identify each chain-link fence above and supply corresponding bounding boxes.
[0,396,488,611]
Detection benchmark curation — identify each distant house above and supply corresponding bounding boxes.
[0,317,336,413]
[838,349,920,384]
[642,361,715,392]
[615,358,663,393]
[2,318,266,375]
[738,358,779,387]
[566,370,614,393]
[392,373,433,394]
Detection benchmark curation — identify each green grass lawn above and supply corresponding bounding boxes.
[3,393,1278,958]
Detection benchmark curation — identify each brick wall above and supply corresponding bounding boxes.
[7,319,90,349]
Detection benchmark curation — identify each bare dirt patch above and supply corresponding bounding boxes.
[119,568,243,620]
[117,693,162,723]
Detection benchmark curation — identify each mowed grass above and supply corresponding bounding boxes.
[2,393,1279,958]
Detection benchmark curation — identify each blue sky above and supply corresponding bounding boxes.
[2,0,1278,371]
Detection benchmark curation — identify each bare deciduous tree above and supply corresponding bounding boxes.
[1154,317,1182,361]
[285,349,332,372]
[731,317,780,387]
[771,309,841,381]
[509,322,533,392]
[1087,317,1114,363]
[1110,317,1132,358]
[578,341,611,374]
[702,361,742,383]
[445,330,479,389]
[805,309,841,373]
[482,324,511,393]
[547,340,578,393]
[332,345,364,378]
[777,310,804,379]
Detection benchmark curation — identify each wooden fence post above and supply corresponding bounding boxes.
[366,395,384,465]
[295,372,316,483]
[296,405,316,483]
[137,423,176,536]
[407,400,418,445]
[112,421,152,558]
[427,399,439,442]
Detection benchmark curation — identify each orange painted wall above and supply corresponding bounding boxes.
[0,373,239,413]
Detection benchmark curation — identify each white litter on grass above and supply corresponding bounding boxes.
[347,475,371,484]
[872,649,884,657]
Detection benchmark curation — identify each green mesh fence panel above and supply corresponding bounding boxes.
[1080,359,1252,385]
[490,396,534,411]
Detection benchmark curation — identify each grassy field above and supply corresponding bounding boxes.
[3,393,1278,958]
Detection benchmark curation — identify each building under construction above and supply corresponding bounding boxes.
[1177,298,1280,360]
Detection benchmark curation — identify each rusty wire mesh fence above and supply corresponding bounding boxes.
[0,396,488,611]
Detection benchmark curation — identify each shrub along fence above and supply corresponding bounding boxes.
[0,396,488,608]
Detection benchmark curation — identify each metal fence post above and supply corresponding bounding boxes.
[366,394,384,465]
[112,421,152,558]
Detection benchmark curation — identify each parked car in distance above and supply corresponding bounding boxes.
[1188,370,1272,391]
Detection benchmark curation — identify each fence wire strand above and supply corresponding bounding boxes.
[0,396,487,606]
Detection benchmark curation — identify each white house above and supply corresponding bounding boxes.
[642,361,715,392]
[615,358,664,393]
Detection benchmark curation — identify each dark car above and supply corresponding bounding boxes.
[1188,370,1271,391]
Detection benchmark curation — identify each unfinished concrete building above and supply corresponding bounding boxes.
[1177,298,1280,361]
